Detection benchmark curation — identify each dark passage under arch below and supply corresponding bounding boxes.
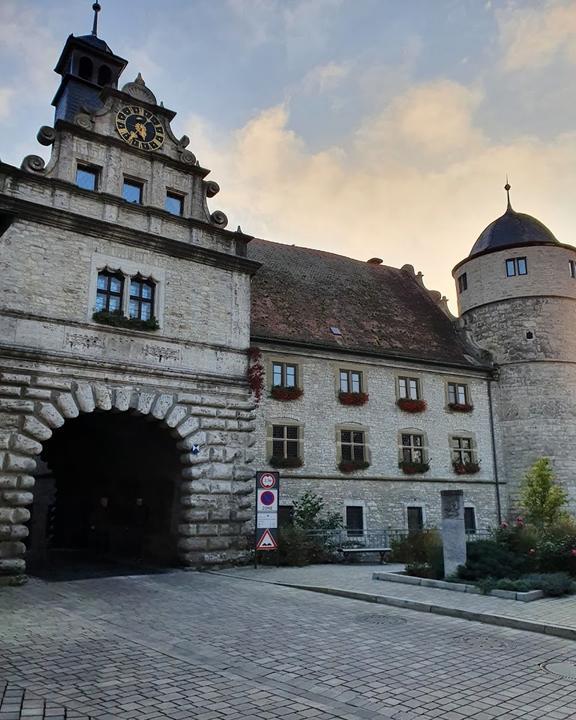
[27,412,181,577]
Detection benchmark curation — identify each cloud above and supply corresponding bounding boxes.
[498,0,576,70]
[0,89,14,120]
[185,79,576,310]
[300,62,350,94]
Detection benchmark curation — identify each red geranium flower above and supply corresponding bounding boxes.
[570,549,576,557]
[500,521,508,529]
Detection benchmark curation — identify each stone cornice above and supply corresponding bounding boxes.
[251,335,493,375]
[0,182,261,276]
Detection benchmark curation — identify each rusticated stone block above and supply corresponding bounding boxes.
[17,475,35,489]
[207,463,234,480]
[0,558,25,574]
[74,383,95,413]
[180,451,209,465]
[234,466,255,481]
[177,537,209,551]
[135,392,156,415]
[6,454,36,473]
[174,416,201,439]
[93,384,112,410]
[207,537,230,550]
[0,507,30,523]
[0,373,31,386]
[23,388,52,400]
[177,430,205,450]
[113,387,132,411]
[37,403,65,429]
[177,393,203,405]
[165,405,187,428]
[0,386,21,397]
[36,376,71,390]
[55,393,80,419]
[151,395,174,420]
[3,491,34,506]
[0,541,26,558]
[22,416,53,441]
[0,524,28,540]
[202,396,227,409]
[0,399,34,413]
[197,524,219,536]
[182,467,208,481]
[11,434,42,456]
[200,418,227,430]
[0,476,18,489]
[180,510,209,524]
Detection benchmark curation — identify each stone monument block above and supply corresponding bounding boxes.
[441,489,466,577]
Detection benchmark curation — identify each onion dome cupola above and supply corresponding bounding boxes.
[52,2,127,123]
[469,182,559,259]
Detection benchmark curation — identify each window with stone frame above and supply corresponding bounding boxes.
[448,382,468,406]
[95,270,124,312]
[272,362,298,388]
[129,275,155,321]
[400,433,425,463]
[271,424,300,460]
[340,429,366,463]
[122,178,144,204]
[165,191,185,216]
[451,436,476,465]
[506,257,527,277]
[398,377,420,400]
[339,369,363,393]
[345,506,364,537]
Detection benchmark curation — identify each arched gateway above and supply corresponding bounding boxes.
[0,378,256,582]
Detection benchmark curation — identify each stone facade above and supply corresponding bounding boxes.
[253,344,502,532]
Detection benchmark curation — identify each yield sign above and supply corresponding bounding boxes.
[256,529,278,551]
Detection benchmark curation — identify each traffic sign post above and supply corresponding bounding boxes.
[255,471,280,567]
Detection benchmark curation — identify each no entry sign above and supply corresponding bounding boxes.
[255,471,280,556]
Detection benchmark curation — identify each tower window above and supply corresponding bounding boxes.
[569,260,576,279]
[97,65,112,86]
[464,507,477,534]
[165,192,185,216]
[506,257,528,277]
[129,276,155,321]
[95,270,124,313]
[123,179,144,204]
[457,273,467,293]
[76,164,99,191]
[78,56,93,81]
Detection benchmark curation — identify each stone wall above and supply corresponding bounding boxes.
[252,344,502,530]
[0,365,256,581]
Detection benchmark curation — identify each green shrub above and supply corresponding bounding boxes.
[522,572,575,597]
[405,561,440,579]
[457,539,534,581]
[390,530,441,564]
[275,526,335,566]
[493,578,531,593]
[520,458,568,528]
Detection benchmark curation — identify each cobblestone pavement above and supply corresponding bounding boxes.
[222,564,576,630]
[2,570,576,719]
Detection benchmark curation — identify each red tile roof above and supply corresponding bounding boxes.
[248,238,481,368]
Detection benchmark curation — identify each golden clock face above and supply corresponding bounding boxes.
[116,106,165,151]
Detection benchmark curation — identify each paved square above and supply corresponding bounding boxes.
[2,570,576,719]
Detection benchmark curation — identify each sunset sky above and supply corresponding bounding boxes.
[1,0,575,309]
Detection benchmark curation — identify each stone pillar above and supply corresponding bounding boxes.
[441,490,466,578]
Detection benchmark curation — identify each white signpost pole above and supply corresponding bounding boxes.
[254,471,280,568]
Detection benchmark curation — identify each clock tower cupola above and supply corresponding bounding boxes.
[52,2,127,123]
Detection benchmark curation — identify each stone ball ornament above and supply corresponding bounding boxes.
[36,126,56,147]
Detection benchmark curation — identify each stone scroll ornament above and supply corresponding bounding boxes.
[210,210,228,228]
[21,155,46,173]
[36,126,57,146]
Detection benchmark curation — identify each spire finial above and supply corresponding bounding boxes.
[91,2,102,36]
[504,175,512,210]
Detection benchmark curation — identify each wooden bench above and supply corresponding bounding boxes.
[338,547,392,564]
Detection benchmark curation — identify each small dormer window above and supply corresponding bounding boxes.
[78,56,93,81]
[506,257,527,277]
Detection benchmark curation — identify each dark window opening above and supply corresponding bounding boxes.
[78,56,93,81]
[0,213,14,238]
[97,65,112,86]
[76,165,98,191]
[401,434,424,463]
[464,507,477,534]
[341,430,366,462]
[451,436,474,464]
[346,506,364,537]
[272,425,299,459]
[96,270,124,313]
[129,276,155,321]
[457,273,467,293]
[123,179,144,204]
[165,192,184,216]
[407,506,424,533]
[526,331,534,340]
[570,260,576,279]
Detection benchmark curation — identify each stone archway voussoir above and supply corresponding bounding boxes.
[73,383,96,413]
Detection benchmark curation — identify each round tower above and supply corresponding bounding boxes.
[452,184,576,513]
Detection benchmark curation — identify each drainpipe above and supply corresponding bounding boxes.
[487,370,502,524]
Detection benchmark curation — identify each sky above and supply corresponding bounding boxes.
[1,0,576,309]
